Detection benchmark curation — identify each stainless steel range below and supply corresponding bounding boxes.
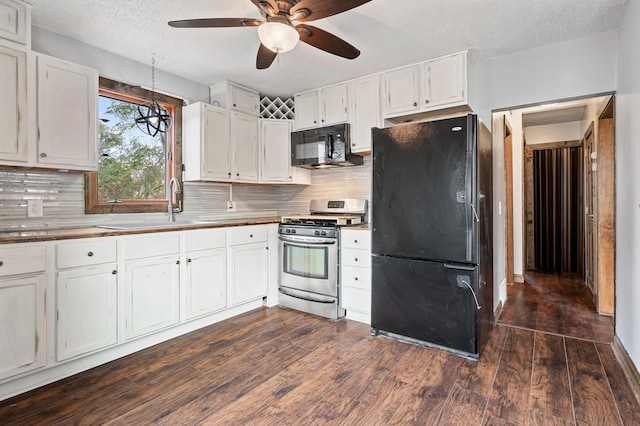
[278,199,367,320]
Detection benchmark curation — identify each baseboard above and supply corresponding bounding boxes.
[612,336,640,404]
[514,274,525,283]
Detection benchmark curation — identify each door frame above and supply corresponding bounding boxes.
[503,117,515,284]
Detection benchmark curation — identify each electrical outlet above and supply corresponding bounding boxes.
[27,199,44,218]
[226,201,236,212]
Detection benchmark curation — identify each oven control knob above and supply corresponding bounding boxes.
[285,229,290,233]
[315,230,320,236]
[291,229,296,234]
[321,231,327,236]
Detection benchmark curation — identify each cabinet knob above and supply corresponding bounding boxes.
[111,270,117,275]
[313,120,317,124]
[236,173,239,176]
[355,276,358,281]
[352,143,356,147]
[40,152,47,158]
[176,260,180,265]
[354,257,359,262]
[425,99,430,104]
[0,261,3,267]
[187,258,192,263]
[413,102,418,107]
[233,103,237,107]
[228,172,232,177]
[354,239,358,243]
[87,251,94,257]
[250,234,253,238]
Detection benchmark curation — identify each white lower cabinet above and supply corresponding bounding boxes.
[340,228,372,324]
[125,255,180,339]
[56,265,117,361]
[228,226,268,306]
[182,228,228,321]
[0,274,46,380]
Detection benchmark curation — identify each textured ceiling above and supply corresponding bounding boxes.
[30,0,628,98]
[523,105,588,127]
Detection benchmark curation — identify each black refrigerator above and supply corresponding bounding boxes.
[371,114,493,359]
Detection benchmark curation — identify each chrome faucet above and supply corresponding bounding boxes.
[168,177,182,222]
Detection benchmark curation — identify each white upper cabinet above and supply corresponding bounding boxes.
[384,64,421,116]
[423,52,465,108]
[231,112,259,182]
[36,54,98,170]
[259,119,310,184]
[183,102,231,182]
[0,45,27,163]
[0,0,30,49]
[210,80,260,116]
[294,83,348,130]
[320,83,348,126]
[293,90,319,130]
[384,51,472,121]
[349,74,381,153]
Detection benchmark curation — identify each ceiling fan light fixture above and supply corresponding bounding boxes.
[258,20,300,53]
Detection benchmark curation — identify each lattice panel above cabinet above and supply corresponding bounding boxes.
[260,96,294,120]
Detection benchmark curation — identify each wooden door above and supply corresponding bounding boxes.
[584,123,597,296]
[504,118,514,283]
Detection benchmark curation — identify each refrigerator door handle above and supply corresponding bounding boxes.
[464,145,474,262]
[443,263,476,271]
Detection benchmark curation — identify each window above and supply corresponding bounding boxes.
[85,77,183,214]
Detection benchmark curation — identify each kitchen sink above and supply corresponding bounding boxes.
[97,220,219,230]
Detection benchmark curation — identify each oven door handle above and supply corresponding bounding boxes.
[278,235,336,245]
[279,288,336,304]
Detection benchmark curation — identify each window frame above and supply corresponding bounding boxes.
[85,77,183,214]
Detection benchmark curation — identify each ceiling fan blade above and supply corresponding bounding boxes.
[250,0,279,16]
[257,43,278,69]
[168,18,262,28]
[296,24,360,59]
[289,0,371,22]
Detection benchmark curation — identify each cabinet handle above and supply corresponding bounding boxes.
[111,270,117,275]
[176,260,180,265]
[413,102,417,107]
[40,152,47,158]
[87,251,94,257]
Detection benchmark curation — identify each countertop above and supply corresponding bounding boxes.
[0,217,281,245]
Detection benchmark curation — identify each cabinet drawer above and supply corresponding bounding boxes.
[0,0,28,46]
[0,245,46,277]
[341,265,371,290]
[183,228,226,252]
[340,230,371,250]
[342,286,371,314]
[341,248,371,268]
[228,225,268,245]
[124,233,180,260]
[56,239,116,269]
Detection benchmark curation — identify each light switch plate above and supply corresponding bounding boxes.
[27,199,43,217]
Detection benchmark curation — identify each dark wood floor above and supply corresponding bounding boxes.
[2,284,638,424]
[499,271,614,343]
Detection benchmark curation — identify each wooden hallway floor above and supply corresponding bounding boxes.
[1,307,638,425]
[498,271,614,343]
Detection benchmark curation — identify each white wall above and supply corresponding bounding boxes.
[474,30,618,294]
[616,0,640,373]
[524,122,582,145]
[31,27,210,104]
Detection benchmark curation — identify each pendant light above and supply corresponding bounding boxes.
[135,56,171,137]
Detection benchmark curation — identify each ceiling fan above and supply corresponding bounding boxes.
[168,0,371,69]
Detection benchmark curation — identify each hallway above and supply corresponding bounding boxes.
[498,271,614,343]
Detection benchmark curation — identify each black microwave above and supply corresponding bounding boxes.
[291,123,364,169]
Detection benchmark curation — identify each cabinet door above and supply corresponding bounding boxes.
[229,84,259,115]
[294,91,319,130]
[384,64,421,116]
[184,248,226,320]
[56,265,118,361]
[0,0,28,46]
[260,119,292,182]
[202,104,231,180]
[229,242,267,306]
[0,45,27,163]
[232,112,259,182]
[0,274,46,380]
[36,54,98,170]
[424,54,465,108]
[349,75,380,153]
[320,83,348,125]
[125,255,180,339]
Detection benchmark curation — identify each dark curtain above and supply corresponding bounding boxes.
[533,147,583,272]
